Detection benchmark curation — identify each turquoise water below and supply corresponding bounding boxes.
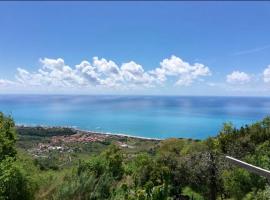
[1,95,270,139]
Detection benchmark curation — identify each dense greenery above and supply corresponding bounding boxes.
[1,112,270,199]
[0,113,36,200]
[16,126,76,137]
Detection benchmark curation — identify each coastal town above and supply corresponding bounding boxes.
[23,127,137,157]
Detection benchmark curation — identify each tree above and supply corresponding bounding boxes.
[223,168,253,200]
[0,157,35,200]
[0,113,17,161]
[57,145,124,200]
[103,145,124,180]
[0,112,36,199]
[184,138,226,200]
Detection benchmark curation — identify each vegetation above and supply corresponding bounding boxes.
[1,112,270,199]
[0,113,36,200]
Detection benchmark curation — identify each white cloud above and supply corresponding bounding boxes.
[75,60,101,85]
[120,61,154,87]
[226,71,251,84]
[0,79,16,87]
[40,58,65,70]
[16,59,84,87]
[151,55,211,86]
[2,55,212,91]
[91,57,122,88]
[93,57,120,76]
[75,58,153,88]
[263,65,270,83]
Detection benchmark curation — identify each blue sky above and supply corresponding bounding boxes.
[0,1,270,96]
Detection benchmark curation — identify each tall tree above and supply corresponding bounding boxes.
[0,112,17,161]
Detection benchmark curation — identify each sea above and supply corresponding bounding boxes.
[0,95,270,139]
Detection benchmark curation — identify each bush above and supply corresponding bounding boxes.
[0,157,36,200]
[0,113,17,161]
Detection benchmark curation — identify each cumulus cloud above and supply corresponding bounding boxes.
[3,55,211,90]
[120,61,154,87]
[93,57,120,76]
[150,55,211,86]
[40,58,65,70]
[226,71,251,84]
[16,58,84,87]
[263,65,270,83]
[75,60,101,85]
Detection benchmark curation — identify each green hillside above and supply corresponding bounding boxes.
[0,112,270,200]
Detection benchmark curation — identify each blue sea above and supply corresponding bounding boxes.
[1,95,270,139]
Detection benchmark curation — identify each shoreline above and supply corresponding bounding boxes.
[15,123,163,141]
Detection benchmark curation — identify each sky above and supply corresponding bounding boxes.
[0,1,270,96]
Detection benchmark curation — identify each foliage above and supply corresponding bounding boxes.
[3,112,270,199]
[0,157,36,200]
[56,145,123,200]
[16,126,76,137]
[182,187,204,200]
[0,113,36,200]
[0,113,17,161]
[243,186,270,200]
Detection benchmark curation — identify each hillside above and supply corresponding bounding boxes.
[0,113,270,199]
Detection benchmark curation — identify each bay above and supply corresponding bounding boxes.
[1,95,270,139]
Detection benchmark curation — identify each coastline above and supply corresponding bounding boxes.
[15,123,163,141]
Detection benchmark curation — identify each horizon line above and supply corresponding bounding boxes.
[1,93,270,98]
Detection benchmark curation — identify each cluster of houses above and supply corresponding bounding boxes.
[51,133,108,144]
[28,143,69,157]
[28,132,135,157]
[28,133,108,156]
